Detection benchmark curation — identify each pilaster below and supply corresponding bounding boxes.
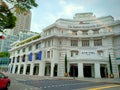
[95,63,101,78]
[78,63,84,78]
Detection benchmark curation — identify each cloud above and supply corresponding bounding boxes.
[58,1,84,17]
[31,1,85,33]
[59,0,67,5]
[63,4,84,16]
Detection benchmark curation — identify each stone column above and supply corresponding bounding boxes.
[50,63,54,77]
[23,64,27,75]
[38,63,41,76]
[26,55,28,62]
[30,63,34,75]
[95,63,101,78]
[9,65,12,73]
[32,53,35,62]
[12,64,16,74]
[78,63,84,78]
[40,62,45,76]
[17,64,20,74]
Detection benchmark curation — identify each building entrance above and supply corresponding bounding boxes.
[54,64,58,76]
[84,66,92,77]
[20,65,23,74]
[100,66,108,78]
[33,64,39,75]
[26,64,30,75]
[69,64,78,77]
[118,65,120,78]
[15,65,18,74]
[45,63,51,76]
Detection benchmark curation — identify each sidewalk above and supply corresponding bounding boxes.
[51,77,120,84]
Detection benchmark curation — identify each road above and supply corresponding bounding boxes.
[5,73,120,90]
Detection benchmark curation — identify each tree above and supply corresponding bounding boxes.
[0,52,10,57]
[0,0,38,33]
[109,53,114,78]
[64,54,68,76]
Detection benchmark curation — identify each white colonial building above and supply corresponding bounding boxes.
[9,13,120,78]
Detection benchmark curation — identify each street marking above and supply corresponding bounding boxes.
[88,85,120,90]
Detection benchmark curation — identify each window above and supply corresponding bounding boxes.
[82,40,89,47]
[71,40,78,46]
[28,46,32,51]
[82,31,88,35]
[12,57,15,63]
[22,48,25,52]
[17,50,20,54]
[22,55,25,62]
[36,44,39,49]
[93,30,99,34]
[36,43,41,49]
[35,53,38,60]
[72,31,77,35]
[97,50,103,56]
[48,41,50,47]
[47,51,50,58]
[71,51,78,57]
[17,56,20,63]
[94,39,102,46]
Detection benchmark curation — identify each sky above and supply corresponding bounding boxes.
[30,0,120,33]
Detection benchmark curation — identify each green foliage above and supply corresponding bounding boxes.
[0,52,10,57]
[16,35,41,46]
[7,0,38,13]
[0,0,38,32]
[109,53,113,74]
[0,5,16,32]
[65,54,67,73]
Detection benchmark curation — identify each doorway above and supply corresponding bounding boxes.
[54,64,58,76]
[20,65,23,74]
[69,64,78,77]
[15,65,18,74]
[26,64,30,75]
[45,63,51,76]
[118,65,120,78]
[84,66,92,77]
[33,64,39,75]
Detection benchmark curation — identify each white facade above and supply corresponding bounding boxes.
[9,13,120,78]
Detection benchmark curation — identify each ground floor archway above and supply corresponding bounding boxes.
[33,64,39,75]
[69,64,78,77]
[20,65,23,74]
[83,64,94,78]
[100,64,108,78]
[54,64,58,76]
[15,65,18,74]
[45,63,51,76]
[26,64,30,75]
